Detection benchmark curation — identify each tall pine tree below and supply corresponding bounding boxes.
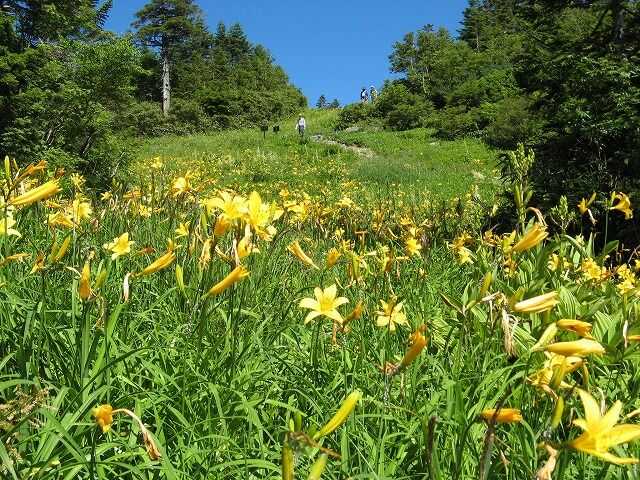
[132,0,201,116]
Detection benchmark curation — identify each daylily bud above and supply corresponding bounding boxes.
[204,265,249,298]
[10,180,61,208]
[282,441,294,480]
[545,338,605,357]
[480,271,493,297]
[94,269,108,291]
[556,319,593,338]
[51,235,71,263]
[79,261,91,301]
[480,408,523,424]
[550,396,564,429]
[399,330,428,370]
[514,292,559,314]
[513,224,548,253]
[176,264,185,294]
[313,390,362,440]
[531,323,558,352]
[308,454,328,480]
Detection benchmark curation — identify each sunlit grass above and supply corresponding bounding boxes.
[2,119,640,480]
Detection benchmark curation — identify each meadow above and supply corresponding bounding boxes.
[2,110,640,480]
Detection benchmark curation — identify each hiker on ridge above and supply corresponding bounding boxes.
[360,87,368,103]
[370,85,378,102]
[296,114,306,138]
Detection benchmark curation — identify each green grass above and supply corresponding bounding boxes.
[2,112,636,480]
[134,109,499,202]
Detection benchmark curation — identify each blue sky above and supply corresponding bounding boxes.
[106,0,469,105]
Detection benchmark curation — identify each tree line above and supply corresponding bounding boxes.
[338,0,640,242]
[0,0,306,186]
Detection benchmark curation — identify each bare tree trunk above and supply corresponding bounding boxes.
[161,42,171,117]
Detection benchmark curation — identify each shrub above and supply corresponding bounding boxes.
[432,105,484,139]
[484,96,543,149]
[386,104,424,131]
[335,103,374,130]
[118,101,171,137]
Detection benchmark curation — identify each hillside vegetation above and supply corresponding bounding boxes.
[2,1,640,480]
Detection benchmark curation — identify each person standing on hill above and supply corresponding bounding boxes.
[370,85,378,102]
[360,87,368,103]
[296,114,306,138]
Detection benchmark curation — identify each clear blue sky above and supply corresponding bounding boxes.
[106,0,469,106]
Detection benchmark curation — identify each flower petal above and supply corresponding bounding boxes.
[305,311,322,324]
[299,298,319,310]
[605,424,640,447]
[577,389,602,425]
[600,401,623,432]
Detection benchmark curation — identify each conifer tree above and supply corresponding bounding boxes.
[132,0,202,116]
[316,95,327,109]
[3,0,112,44]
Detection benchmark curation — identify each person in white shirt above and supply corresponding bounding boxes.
[370,86,378,102]
[296,114,306,138]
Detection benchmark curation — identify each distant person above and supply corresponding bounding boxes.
[360,87,368,103]
[370,86,378,102]
[296,114,306,138]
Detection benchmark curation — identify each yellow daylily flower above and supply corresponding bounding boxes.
[175,222,190,238]
[399,329,428,369]
[375,299,408,332]
[299,284,348,324]
[103,232,134,260]
[204,265,249,298]
[512,223,548,253]
[287,240,319,269]
[528,353,584,394]
[10,180,61,208]
[47,211,74,229]
[71,198,92,223]
[203,191,247,221]
[326,247,342,268]
[171,176,191,197]
[480,408,523,424]
[92,404,114,433]
[79,261,92,301]
[138,250,176,277]
[544,338,605,357]
[569,389,640,464]
[0,212,20,237]
[513,292,559,313]
[245,191,272,233]
[405,237,422,257]
[236,230,259,259]
[0,253,30,268]
[213,216,230,237]
[556,319,593,338]
[313,390,362,440]
[578,192,596,215]
[610,192,633,220]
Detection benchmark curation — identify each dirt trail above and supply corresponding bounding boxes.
[309,134,375,158]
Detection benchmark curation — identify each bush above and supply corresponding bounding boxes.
[432,105,484,139]
[447,69,519,108]
[170,98,213,133]
[386,104,425,131]
[484,96,543,149]
[118,101,171,137]
[335,103,374,130]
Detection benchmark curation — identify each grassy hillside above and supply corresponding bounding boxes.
[3,111,639,480]
[135,109,499,201]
